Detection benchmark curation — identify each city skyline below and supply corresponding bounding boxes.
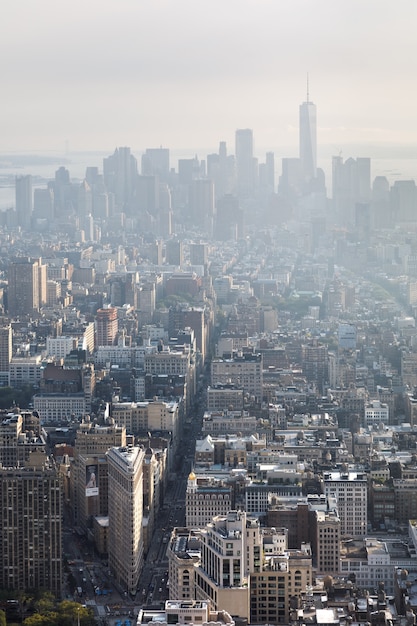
[1,0,417,153]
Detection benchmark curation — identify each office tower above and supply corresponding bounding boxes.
[77,179,92,217]
[299,87,317,184]
[137,281,156,325]
[141,147,170,182]
[166,240,183,266]
[278,157,303,206]
[33,187,54,223]
[0,319,12,385]
[323,469,367,537]
[235,129,255,196]
[107,444,145,595]
[0,410,45,470]
[391,180,417,224]
[8,257,47,317]
[215,195,244,241]
[259,152,275,192]
[371,176,391,229]
[182,307,207,364]
[96,306,118,346]
[189,179,215,233]
[71,417,126,532]
[189,243,208,267]
[207,141,235,199]
[103,147,138,212]
[136,175,159,215]
[15,175,32,229]
[332,156,371,226]
[178,157,202,185]
[301,340,328,391]
[53,166,72,216]
[0,450,62,594]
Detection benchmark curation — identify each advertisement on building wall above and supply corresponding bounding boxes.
[85,464,98,497]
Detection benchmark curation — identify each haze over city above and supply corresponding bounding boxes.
[2,0,417,155]
[4,2,417,625]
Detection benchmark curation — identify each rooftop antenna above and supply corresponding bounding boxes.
[306,73,310,103]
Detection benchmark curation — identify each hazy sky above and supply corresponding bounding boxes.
[2,0,417,157]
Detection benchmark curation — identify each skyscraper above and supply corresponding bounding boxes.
[103,147,138,212]
[332,156,371,226]
[8,257,47,317]
[107,444,145,595]
[15,175,32,229]
[299,84,317,185]
[96,306,118,346]
[0,319,12,385]
[0,449,62,594]
[235,129,255,197]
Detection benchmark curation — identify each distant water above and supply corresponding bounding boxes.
[0,149,416,210]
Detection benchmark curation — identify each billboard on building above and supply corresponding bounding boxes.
[85,464,98,497]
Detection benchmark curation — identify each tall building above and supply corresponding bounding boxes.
[0,319,12,384]
[332,156,371,226]
[299,86,317,185]
[103,147,138,212]
[166,240,184,266]
[195,511,259,618]
[235,129,255,197]
[141,147,170,182]
[96,306,118,346]
[301,340,328,391]
[0,450,62,594]
[8,257,47,317]
[215,195,244,241]
[189,179,215,234]
[33,187,54,222]
[71,417,126,532]
[107,443,145,595]
[0,410,44,468]
[323,469,367,537]
[15,175,32,229]
[189,243,208,267]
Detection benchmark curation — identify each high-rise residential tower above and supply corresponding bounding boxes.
[299,82,317,185]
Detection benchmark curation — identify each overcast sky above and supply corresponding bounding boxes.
[1,0,416,158]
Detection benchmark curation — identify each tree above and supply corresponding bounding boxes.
[57,601,95,626]
[23,613,58,626]
[0,610,6,626]
[34,592,55,616]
